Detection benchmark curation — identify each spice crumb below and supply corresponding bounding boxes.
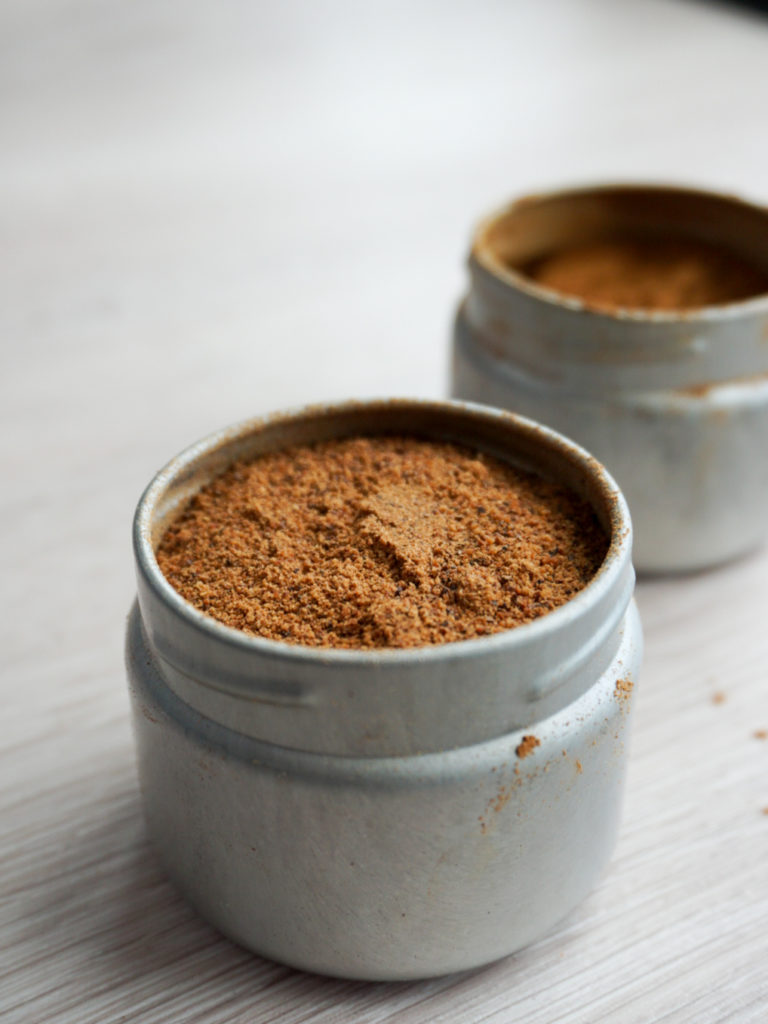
[754,730,767,741]
[712,692,726,705]
[575,760,583,774]
[516,735,540,759]
[614,678,633,701]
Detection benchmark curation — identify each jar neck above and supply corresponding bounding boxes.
[135,548,634,758]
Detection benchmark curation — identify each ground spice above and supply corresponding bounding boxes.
[614,678,633,701]
[515,735,541,759]
[523,237,768,312]
[157,435,607,650]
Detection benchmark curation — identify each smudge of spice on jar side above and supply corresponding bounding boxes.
[515,735,541,759]
[156,435,608,650]
[614,678,633,701]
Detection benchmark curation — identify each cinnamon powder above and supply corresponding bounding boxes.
[524,237,768,312]
[156,435,607,650]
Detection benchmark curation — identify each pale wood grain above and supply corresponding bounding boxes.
[2,1,768,1021]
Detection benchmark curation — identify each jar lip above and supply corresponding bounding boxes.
[133,397,631,666]
[471,181,768,323]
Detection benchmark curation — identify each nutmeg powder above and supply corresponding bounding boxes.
[524,237,768,312]
[157,436,607,650]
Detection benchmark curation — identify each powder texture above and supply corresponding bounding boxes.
[524,237,768,312]
[156,436,607,650]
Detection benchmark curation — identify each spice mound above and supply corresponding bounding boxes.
[523,237,768,312]
[157,436,608,649]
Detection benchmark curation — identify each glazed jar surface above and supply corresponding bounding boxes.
[452,184,768,573]
[127,399,642,980]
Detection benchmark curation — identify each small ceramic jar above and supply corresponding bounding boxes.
[452,184,768,572]
[126,398,641,980]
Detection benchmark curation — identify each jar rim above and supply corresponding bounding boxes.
[471,182,768,323]
[133,397,632,667]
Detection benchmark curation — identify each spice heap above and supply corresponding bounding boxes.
[157,436,607,649]
[524,237,768,312]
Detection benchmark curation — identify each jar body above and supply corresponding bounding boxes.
[452,184,768,573]
[127,599,641,980]
[127,399,641,980]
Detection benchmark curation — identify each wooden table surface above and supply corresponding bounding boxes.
[2,1,768,1021]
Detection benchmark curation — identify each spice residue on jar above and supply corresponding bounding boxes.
[156,436,607,650]
[515,735,541,759]
[522,237,768,312]
[614,678,633,702]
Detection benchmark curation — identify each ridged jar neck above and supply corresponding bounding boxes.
[133,399,635,757]
[467,184,768,395]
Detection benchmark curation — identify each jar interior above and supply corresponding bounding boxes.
[478,185,768,302]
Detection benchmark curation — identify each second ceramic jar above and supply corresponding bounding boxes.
[452,184,768,573]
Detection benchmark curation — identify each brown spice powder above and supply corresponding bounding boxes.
[157,435,607,650]
[524,237,768,312]
[614,678,633,701]
[515,735,541,759]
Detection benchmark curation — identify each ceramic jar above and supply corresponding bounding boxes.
[452,184,768,572]
[127,398,641,980]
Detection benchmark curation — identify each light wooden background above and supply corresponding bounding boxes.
[2,1,767,1021]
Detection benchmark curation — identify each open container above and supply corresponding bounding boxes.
[127,398,641,980]
[452,184,768,572]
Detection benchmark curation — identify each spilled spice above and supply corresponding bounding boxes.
[156,435,607,650]
[754,730,767,741]
[614,678,633,701]
[712,691,726,706]
[515,735,541,759]
[523,237,768,312]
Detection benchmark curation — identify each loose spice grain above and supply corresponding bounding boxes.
[524,237,768,312]
[515,735,541,759]
[157,435,607,650]
[614,678,633,701]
